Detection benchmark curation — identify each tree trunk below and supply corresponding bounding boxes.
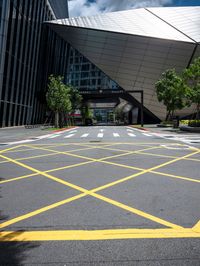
[55,111,59,128]
[196,104,200,120]
[165,110,170,121]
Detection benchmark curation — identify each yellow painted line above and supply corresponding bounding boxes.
[1,142,91,155]
[151,170,200,184]
[25,145,97,162]
[72,142,156,153]
[138,151,200,163]
[1,228,200,241]
[0,161,94,185]
[46,160,94,173]
[86,191,182,229]
[91,146,160,162]
[193,220,200,232]
[0,145,22,154]
[0,145,99,164]
[101,158,200,184]
[0,154,182,229]
[0,194,87,229]
[26,144,167,172]
[71,142,200,164]
[25,144,160,165]
[2,146,199,229]
[0,151,61,164]
[97,147,159,162]
[0,154,89,194]
[0,173,38,184]
[1,144,70,154]
[3,147,37,154]
[1,146,199,229]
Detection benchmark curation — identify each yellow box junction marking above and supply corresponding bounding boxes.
[0,143,200,241]
[0,151,182,230]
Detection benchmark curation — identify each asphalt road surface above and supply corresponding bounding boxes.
[0,126,200,265]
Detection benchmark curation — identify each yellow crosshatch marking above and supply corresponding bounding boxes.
[0,143,200,241]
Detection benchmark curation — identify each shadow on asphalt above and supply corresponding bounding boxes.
[0,177,39,265]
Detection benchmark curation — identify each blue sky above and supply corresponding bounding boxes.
[68,0,200,17]
[171,0,200,6]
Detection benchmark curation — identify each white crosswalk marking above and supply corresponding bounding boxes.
[113,133,120,137]
[127,129,134,132]
[48,134,60,139]
[128,133,136,137]
[69,130,77,133]
[97,133,104,138]
[100,129,105,132]
[64,134,75,138]
[81,133,89,138]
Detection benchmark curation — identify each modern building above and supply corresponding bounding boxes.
[0,0,69,127]
[47,6,200,122]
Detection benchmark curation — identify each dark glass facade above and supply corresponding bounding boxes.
[66,46,120,92]
[0,0,68,127]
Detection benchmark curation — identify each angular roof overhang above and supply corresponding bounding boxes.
[46,7,200,120]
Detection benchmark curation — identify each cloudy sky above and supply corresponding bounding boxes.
[68,0,200,17]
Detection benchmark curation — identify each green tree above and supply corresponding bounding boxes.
[69,87,82,125]
[183,57,200,119]
[81,105,93,124]
[155,69,191,121]
[46,75,72,128]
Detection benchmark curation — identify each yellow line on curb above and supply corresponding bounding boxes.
[1,228,200,241]
[193,220,200,232]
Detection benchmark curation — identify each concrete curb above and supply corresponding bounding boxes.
[180,126,200,133]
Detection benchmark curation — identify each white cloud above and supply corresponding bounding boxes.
[68,0,173,17]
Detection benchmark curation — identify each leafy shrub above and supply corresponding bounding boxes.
[188,120,200,127]
[180,120,189,125]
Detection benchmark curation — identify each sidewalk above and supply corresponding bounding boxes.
[131,124,199,135]
[0,126,48,144]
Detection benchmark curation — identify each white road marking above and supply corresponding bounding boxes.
[142,133,152,137]
[127,129,134,132]
[64,134,75,138]
[100,129,105,132]
[128,133,136,137]
[113,133,120,137]
[48,134,60,139]
[126,127,141,132]
[97,133,104,138]
[151,133,200,145]
[68,130,77,133]
[37,134,52,139]
[7,139,37,145]
[81,133,89,138]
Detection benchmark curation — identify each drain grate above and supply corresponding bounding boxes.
[89,140,101,143]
